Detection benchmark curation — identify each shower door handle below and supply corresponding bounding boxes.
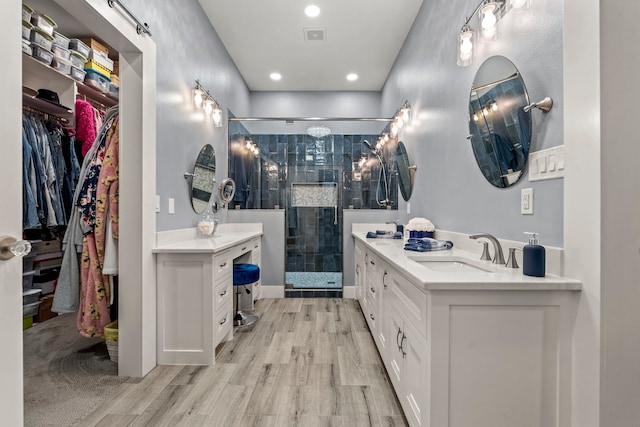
[334,205,338,225]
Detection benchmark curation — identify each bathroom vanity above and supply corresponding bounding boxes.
[154,224,262,365]
[353,230,581,427]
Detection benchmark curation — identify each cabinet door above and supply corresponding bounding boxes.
[401,318,429,427]
[386,302,404,394]
[376,267,390,358]
[354,242,364,303]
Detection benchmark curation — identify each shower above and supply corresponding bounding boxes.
[363,140,390,207]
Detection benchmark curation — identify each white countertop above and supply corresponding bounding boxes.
[154,224,263,254]
[353,232,582,292]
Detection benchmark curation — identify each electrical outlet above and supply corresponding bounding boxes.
[521,188,533,215]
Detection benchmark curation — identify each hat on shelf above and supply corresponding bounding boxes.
[35,89,72,111]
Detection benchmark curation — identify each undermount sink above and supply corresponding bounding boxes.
[408,256,495,273]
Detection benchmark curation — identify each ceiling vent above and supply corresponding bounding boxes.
[304,28,326,41]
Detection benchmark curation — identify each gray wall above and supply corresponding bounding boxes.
[127,0,251,231]
[249,91,383,118]
[382,0,564,246]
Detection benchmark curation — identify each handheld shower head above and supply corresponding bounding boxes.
[363,139,376,151]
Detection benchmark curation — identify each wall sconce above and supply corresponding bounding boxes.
[457,0,531,66]
[193,79,223,128]
[244,138,259,157]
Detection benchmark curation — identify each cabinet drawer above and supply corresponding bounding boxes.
[214,250,233,279]
[214,302,232,346]
[389,270,429,340]
[214,278,232,311]
[250,237,261,252]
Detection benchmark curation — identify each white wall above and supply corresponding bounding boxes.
[382,0,564,246]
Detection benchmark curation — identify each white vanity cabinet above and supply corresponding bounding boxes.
[354,233,580,427]
[155,230,262,366]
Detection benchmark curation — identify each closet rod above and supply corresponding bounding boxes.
[22,105,69,123]
[107,0,152,36]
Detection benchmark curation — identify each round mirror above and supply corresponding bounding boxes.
[468,56,531,188]
[219,178,236,205]
[190,144,216,214]
[396,141,414,201]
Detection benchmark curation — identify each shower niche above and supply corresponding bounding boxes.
[228,118,397,295]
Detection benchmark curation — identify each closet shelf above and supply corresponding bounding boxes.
[77,82,118,108]
[23,93,73,119]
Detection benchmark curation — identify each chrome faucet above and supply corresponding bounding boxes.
[469,233,505,265]
[386,220,403,233]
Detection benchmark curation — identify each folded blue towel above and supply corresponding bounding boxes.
[366,231,378,238]
[404,238,453,252]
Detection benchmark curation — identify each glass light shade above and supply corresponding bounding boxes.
[396,116,404,129]
[204,99,214,115]
[390,122,398,137]
[457,29,474,66]
[509,0,530,10]
[193,88,203,107]
[212,106,223,127]
[383,133,389,142]
[479,2,500,42]
[401,107,411,123]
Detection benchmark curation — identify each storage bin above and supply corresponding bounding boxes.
[69,50,87,69]
[22,19,33,40]
[69,66,86,82]
[33,279,56,294]
[23,254,35,272]
[22,289,41,305]
[22,3,34,22]
[68,38,90,58]
[84,59,111,79]
[38,295,56,322]
[52,31,69,49]
[23,301,40,318]
[107,83,119,100]
[51,44,70,60]
[30,12,56,37]
[22,272,34,289]
[80,37,109,56]
[31,43,53,65]
[88,49,114,71]
[23,316,34,330]
[104,320,118,362]
[84,69,110,93]
[29,27,53,51]
[51,57,72,75]
[22,39,32,56]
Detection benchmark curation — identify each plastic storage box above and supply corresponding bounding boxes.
[107,83,119,100]
[30,27,53,51]
[22,40,32,56]
[30,12,56,36]
[88,50,114,71]
[33,280,55,295]
[69,50,87,69]
[31,43,53,65]
[69,66,86,82]
[84,69,111,93]
[84,59,111,79]
[52,31,69,49]
[22,272,34,289]
[51,44,70,60]
[22,3,34,22]
[68,38,90,58]
[22,289,41,305]
[23,301,40,318]
[51,57,72,75]
[104,320,118,362]
[22,19,33,40]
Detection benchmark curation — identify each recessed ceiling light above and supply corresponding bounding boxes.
[270,72,282,81]
[346,73,358,81]
[305,5,320,17]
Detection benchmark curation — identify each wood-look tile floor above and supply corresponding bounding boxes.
[80,298,408,427]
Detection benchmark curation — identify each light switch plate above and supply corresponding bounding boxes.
[521,188,533,214]
[168,198,175,214]
[529,145,565,182]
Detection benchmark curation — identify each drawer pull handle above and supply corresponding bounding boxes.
[254,244,259,248]
[241,246,247,251]
[383,272,388,289]
[370,260,375,266]
[220,262,227,268]
[220,290,227,297]
[370,313,375,321]
[219,317,227,325]
[370,287,375,293]
[396,327,403,350]
[400,333,407,359]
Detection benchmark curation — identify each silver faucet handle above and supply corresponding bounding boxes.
[477,241,492,261]
[505,247,520,268]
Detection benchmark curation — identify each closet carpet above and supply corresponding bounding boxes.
[23,312,128,427]
[78,298,409,426]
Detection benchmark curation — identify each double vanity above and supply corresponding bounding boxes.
[353,226,581,427]
[154,224,263,365]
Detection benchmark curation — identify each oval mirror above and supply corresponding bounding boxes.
[219,178,236,205]
[468,56,531,188]
[396,141,414,201]
[190,144,216,214]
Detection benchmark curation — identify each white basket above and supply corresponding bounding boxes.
[106,340,118,363]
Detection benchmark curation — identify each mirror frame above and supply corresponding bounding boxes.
[468,55,532,188]
[188,144,216,214]
[396,141,415,201]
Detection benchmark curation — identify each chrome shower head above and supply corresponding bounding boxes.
[363,139,376,151]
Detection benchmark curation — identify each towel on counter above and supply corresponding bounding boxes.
[404,237,454,252]
[367,231,403,239]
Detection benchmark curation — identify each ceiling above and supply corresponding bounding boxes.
[199,0,424,92]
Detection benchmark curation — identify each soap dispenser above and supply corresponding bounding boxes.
[523,232,545,277]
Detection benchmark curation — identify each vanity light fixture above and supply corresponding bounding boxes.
[193,80,223,128]
[456,0,530,66]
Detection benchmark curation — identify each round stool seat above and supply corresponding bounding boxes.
[233,263,260,286]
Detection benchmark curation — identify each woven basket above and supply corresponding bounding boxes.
[106,340,118,363]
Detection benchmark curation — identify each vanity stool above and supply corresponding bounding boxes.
[232,263,260,327]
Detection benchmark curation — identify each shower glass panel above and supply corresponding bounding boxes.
[228,118,397,293]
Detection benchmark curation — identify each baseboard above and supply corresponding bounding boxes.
[342,286,355,299]
[260,285,285,299]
